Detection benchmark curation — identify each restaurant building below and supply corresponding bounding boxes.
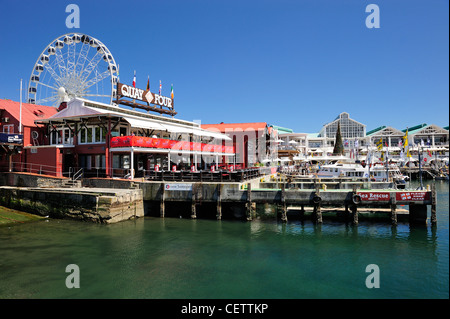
[201,122,278,168]
[23,97,234,178]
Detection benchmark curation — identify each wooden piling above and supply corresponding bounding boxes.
[431,183,437,225]
[390,194,397,226]
[351,205,358,225]
[216,184,222,220]
[160,184,165,218]
[246,183,253,221]
[191,183,199,219]
[312,184,322,223]
[281,183,287,222]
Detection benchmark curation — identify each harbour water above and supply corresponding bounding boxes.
[0,180,448,299]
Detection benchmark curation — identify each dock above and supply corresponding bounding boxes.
[0,172,438,225]
[135,181,436,225]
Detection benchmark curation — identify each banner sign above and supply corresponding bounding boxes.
[110,136,235,154]
[165,183,192,191]
[115,82,176,116]
[358,192,390,201]
[0,133,23,144]
[396,192,430,202]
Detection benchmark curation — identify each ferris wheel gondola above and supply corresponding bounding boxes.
[27,33,118,107]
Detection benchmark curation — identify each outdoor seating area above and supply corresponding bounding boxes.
[136,167,263,182]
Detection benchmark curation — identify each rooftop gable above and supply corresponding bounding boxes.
[0,99,58,127]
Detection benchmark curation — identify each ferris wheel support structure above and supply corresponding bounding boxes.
[27,33,118,107]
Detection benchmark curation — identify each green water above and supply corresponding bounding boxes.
[0,180,448,299]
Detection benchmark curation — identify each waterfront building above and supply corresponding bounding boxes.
[276,112,367,160]
[274,112,449,163]
[201,122,278,168]
[403,124,449,149]
[1,97,234,178]
[318,112,367,149]
[0,99,57,172]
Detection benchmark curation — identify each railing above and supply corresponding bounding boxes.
[0,162,63,176]
[107,167,265,182]
[72,168,84,181]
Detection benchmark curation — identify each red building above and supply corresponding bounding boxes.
[1,97,235,178]
[0,99,57,172]
[201,122,278,168]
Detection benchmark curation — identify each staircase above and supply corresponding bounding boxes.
[62,180,82,188]
[62,168,84,188]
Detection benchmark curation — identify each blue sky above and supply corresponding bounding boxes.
[0,0,448,133]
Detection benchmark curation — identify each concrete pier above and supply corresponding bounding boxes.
[131,179,435,225]
[0,186,144,224]
[0,172,437,225]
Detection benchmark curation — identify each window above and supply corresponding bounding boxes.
[95,155,105,168]
[80,128,86,143]
[2,124,14,133]
[50,131,60,145]
[63,128,72,145]
[79,126,105,144]
[87,127,93,143]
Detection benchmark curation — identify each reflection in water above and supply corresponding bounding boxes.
[0,181,447,299]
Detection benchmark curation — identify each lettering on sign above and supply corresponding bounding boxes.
[165,183,193,191]
[358,192,390,201]
[116,83,175,115]
[395,192,430,202]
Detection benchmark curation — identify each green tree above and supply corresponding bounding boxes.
[332,122,344,155]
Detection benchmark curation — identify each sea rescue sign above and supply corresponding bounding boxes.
[358,192,390,201]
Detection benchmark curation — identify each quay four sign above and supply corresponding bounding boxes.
[118,83,173,109]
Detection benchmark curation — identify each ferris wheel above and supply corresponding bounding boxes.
[27,33,118,107]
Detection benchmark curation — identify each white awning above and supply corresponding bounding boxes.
[123,117,166,130]
[193,128,231,140]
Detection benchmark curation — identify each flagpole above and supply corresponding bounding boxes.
[19,79,22,134]
[418,145,423,190]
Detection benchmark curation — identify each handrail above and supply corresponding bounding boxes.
[72,168,84,181]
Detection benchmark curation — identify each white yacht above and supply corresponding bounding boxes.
[315,161,408,188]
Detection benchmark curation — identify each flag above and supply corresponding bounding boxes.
[146,76,150,91]
[171,84,174,99]
[380,151,385,162]
[403,129,408,148]
[159,80,162,95]
[403,129,411,158]
[133,71,136,88]
[376,138,383,150]
[428,149,432,157]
